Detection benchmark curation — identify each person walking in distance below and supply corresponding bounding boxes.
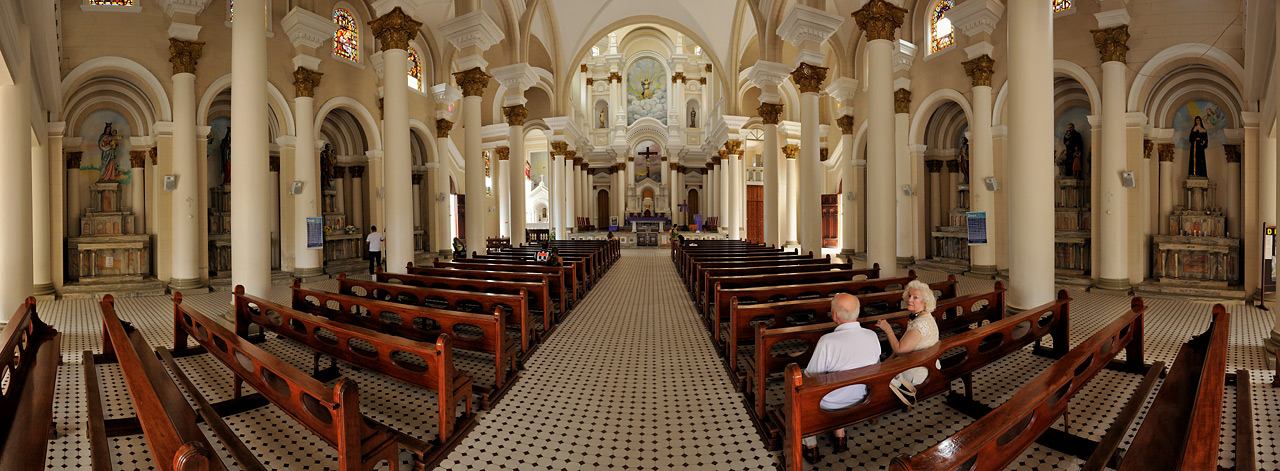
[366,225,384,273]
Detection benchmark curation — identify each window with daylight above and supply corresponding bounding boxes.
[484,150,493,196]
[929,0,955,54]
[333,8,359,62]
[1053,0,1072,12]
[407,47,423,91]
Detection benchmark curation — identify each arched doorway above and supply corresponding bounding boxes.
[597,189,611,229]
[686,188,699,227]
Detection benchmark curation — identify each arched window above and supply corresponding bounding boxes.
[484,150,492,195]
[407,46,423,91]
[929,0,955,54]
[1053,0,1072,12]
[333,8,359,62]
[89,0,132,4]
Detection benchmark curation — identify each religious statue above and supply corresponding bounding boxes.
[97,122,122,182]
[320,143,336,189]
[688,108,697,128]
[598,107,607,128]
[1060,123,1084,177]
[219,128,232,185]
[957,136,970,183]
[1188,116,1209,178]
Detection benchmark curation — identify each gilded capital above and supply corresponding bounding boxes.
[454,67,492,97]
[790,63,828,94]
[495,146,510,161]
[149,147,158,165]
[1224,144,1242,163]
[926,160,944,173]
[853,0,908,42]
[67,152,83,169]
[293,67,323,98]
[819,148,829,162]
[412,173,424,184]
[609,72,622,83]
[1158,143,1174,162]
[782,144,799,160]
[716,150,728,161]
[615,162,626,171]
[894,89,912,114]
[724,140,743,156]
[368,7,423,52]
[349,166,365,178]
[836,115,855,135]
[129,151,148,168]
[566,150,577,160]
[758,103,783,125]
[945,160,960,172]
[1091,25,1130,63]
[168,38,205,75]
[962,55,995,88]
[334,166,347,178]
[1143,139,1153,159]
[503,104,528,126]
[551,141,569,156]
[436,119,454,138]
[269,154,280,172]
[672,72,686,83]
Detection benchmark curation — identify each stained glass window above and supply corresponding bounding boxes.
[1053,0,1072,12]
[407,47,423,91]
[89,0,133,5]
[929,0,955,54]
[484,151,492,196]
[334,8,359,62]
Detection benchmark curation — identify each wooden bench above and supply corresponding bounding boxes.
[684,257,835,293]
[701,264,879,312]
[437,258,584,295]
[87,295,265,471]
[695,261,857,306]
[291,283,520,408]
[686,252,815,286]
[376,271,558,335]
[680,247,792,280]
[171,292,412,471]
[889,297,1151,471]
[779,290,1075,470]
[225,287,476,450]
[1081,304,1229,471]
[472,252,601,287]
[336,275,534,357]
[0,298,60,471]
[452,255,591,292]
[500,245,612,276]
[407,264,570,310]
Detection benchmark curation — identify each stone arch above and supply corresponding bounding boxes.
[909,88,973,146]
[62,56,171,128]
[1128,43,1245,114]
[313,96,382,151]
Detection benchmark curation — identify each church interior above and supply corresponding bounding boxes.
[0,0,1277,469]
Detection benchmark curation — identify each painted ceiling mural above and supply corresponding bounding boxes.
[627,57,667,126]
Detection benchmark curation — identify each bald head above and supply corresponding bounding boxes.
[830,293,861,323]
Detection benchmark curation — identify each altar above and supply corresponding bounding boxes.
[626,216,670,232]
[1151,176,1241,285]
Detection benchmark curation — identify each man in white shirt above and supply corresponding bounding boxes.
[801,293,881,462]
[365,225,384,273]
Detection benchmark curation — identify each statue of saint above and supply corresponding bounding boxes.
[598,107,607,129]
[219,128,231,185]
[97,122,122,182]
[1060,123,1084,177]
[320,143,335,189]
[957,136,970,183]
[688,108,697,128]
[1188,116,1209,178]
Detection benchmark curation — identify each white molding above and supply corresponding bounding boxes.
[1095,8,1131,29]
[491,62,538,105]
[292,54,321,72]
[155,0,212,17]
[825,77,858,105]
[747,60,793,103]
[964,41,994,60]
[61,56,173,121]
[81,2,142,13]
[440,10,504,53]
[282,6,338,51]
[948,0,1005,37]
[167,22,202,41]
[776,4,843,48]
[893,40,917,72]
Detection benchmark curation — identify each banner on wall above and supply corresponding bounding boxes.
[966,212,988,246]
[306,218,324,249]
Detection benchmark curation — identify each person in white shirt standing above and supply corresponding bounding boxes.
[800,293,881,463]
[366,225,384,273]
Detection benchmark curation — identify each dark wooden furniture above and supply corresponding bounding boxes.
[0,297,60,471]
[291,283,519,408]
[437,258,583,296]
[889,297,1150,471]
[701,265,879,313]
[406,264,570,310]
[685,257,835,293]
[376,271,557,335]
[695,262,860,308]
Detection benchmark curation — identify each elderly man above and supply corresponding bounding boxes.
[801,293,881,463]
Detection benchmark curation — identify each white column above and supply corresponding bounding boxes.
[866,42,897,275]
[293,70,323,277]
[31,133,52,296]
[375,11,420,273]
[706,164,716,223]
[965,55,998,276]
[505,108,527,243]
[761,107,781,246]
[1094,24,1131,293]
[895,94,913,265]
[48,126,65,292]
[838,122,857,254]
[169,39,204,290]
[1006,0,1056,309]
[1262,125,1277,228]
[1226,147,1242,238]
[412,175,422,231]
[614,163,625,224]
[0,64,33,319]
[230,0,271,296]
[727,147,742,240]
[928,161,943,231]
[433,121,453,252]
[947,160,962,210]
[719,156,731,233]
[351,168,364,229]
[67,154,82,238]
[455,66,490,250]
[565,155,575,232]
[797,74,824,254]
[785,148,800,245]
[496,148,510,237]
[268,158,281,269]
[129,152,146,234]
[552,150,565,237]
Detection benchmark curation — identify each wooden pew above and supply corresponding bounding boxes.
[0,298,60,471]
[739,283,997,446]
[680,247,791,281]
[336,275,533,357]
[1081,305,1229,471]
[708,272,912,348]
[780,290,1075,470]
[500,246,612,277]
[438,257,583,295]
[685,257,835,294]
[889,297,1151,471]
[686,252,815,286]
[694,261,856,306]
[549,239,617,263]
[472,252,600,288]
[376,271,558,335]
[406,264,570,311]
[291,283,519,408]
[171,292,413,471]
[87,295,265,471]
[454,256,590,293]
[701,264,879,312]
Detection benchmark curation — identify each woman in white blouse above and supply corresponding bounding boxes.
[875,279,940,386]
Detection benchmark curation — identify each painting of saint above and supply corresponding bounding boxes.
[626,57,668,125]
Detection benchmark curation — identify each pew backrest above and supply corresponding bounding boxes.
[0,298,60,471]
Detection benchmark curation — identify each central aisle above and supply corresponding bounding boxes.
[439,249,776,469]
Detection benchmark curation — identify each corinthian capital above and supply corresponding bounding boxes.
[758,103,784,125]
[962,55,995,88]
[853,0,908,42]
[369,7,423,52]
[551,141,569,156]
[724,140,743,156]
[1158,143,1174,162]
[503,104,528,126]
[293,67,323,98]
[837,115,855,135]
[1091,25,1130,63]
[894,89,912,114]
[782,144,799,160]
[168,38,204,75]
[790,63,828,94]
[495,146,510,161]
[436,119,454,138]
[454,67,492,97]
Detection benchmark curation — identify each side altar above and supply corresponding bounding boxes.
[67,182,152,282]
[1151,177,1241,286]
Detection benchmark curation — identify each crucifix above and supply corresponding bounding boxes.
[638,146,660,181]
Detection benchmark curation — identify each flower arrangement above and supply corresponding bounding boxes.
[345,225,358,234]
[323,226,334,235]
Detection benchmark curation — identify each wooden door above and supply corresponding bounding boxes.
[821,193,838,248]
[746,185,764,244]
[456,194,466,243]
[597,189,610,229]
[687,189,699,227]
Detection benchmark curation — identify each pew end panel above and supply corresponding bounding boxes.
[0,297,61,471]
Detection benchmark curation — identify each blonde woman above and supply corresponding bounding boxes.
[875,280,940,387]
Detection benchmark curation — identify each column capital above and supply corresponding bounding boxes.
[852,0,908,42]
[615,162,626,171]
[1224,144,1242,163]
[1158,143,1175,162]
[716,150,728,161]
[945,159,960,172]
[757,103,784,125]
[436,119,454,138]
[565,150,577,160]
[894,89,912,114]
[67,152,83,169]
[778,4,844,48]
[926,160,944,173]
[962,54,996,88]
[168,38,205,75]
[149,147,158,165]
[947,0,1004,38]
[790,62,828,94]
[129,151,147,168]
[551,141,569,156]
[439,10,505,52]
[495,146,510,161]
[724,140,743,156]
[454,67,492,97]
[503,104,529,126]
[1143,139,1153,159]
[412,173,424,184]
[491,63,538,104]
[819,148,829,162]
[609,72,622,83]
[369,7,422,52]
[349,166,366,178]
[269,154,280,172]
[837,115,855,134]
[1091,25,1130,63]
[782,144,800,160]
[333,166,347,178]
[748,60,794,102]
[671,72,686,83]
[292,67,323,98]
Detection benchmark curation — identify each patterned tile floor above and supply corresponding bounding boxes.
[33,249,1280,470]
